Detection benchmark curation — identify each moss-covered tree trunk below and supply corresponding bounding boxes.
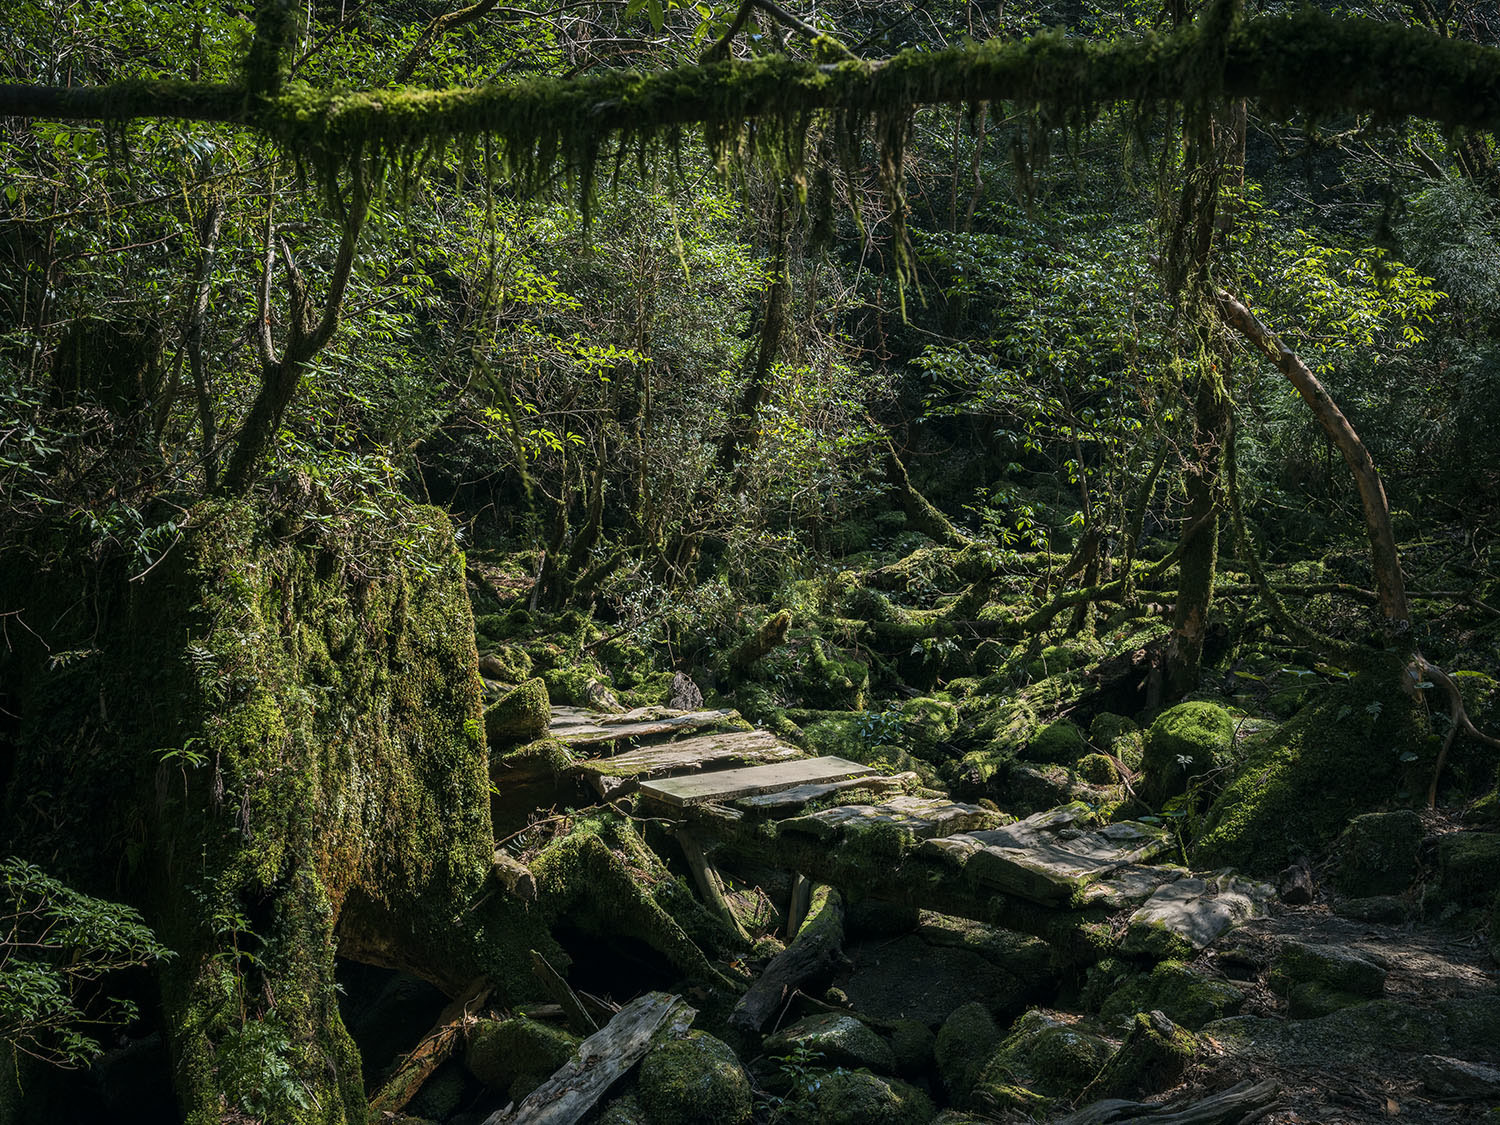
[1167,366,1229,696]
[0,500,500,1123]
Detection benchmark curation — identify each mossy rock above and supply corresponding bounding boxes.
[1023,719,1087,765]
[935,1001,1000,1100]
[764,1014,896,1074]
[1090,712,1138,748]
[637,1032,752,1125]
[596,1094,651,1125]
[974,1010,1113,1104]
[1080,1011,1194,1101]
[1436,832,1500,907]
[484,677,550,745]
[407,1061,467,1121]
[1139,702,1234,807]
[780,1069,934,1125]
[1098,961,1244,1030]
[1076,752,1120,785]
[478,643,532,684]
[1269,941,1386,1017]
[463,1016,579,1097]
[1334,810,1423,897]
[899,696,960,750]
[1195,668,1426,874]
[888,1019,936,1077]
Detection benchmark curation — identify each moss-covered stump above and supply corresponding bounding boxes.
[780,1068,935,1125]
[1094,959,1245,1030]
[463,1016,579,1101]
[1195,667,1428,874]
[483,676,551,745]
[1334,810,1423,897]
[636,1031,752,1125]
[0,500,493,1124]
[1138,701,1234,807]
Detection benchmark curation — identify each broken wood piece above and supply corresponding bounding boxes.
[492,849,537,901]
[731,885,845,1033]
[735,771,918,815]
[676,829,752,942]
[367,975,491,1120]
[481,991,695,1125]
[639,756,877,808]
[575,729,800,798]
[552,708,740,746]
[530,950,596,1036]
[1058,1076,1278,1124]
[785,873,813,939]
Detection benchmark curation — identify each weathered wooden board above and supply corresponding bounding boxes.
[735,772,918,815]
[780,796,1005,843]
[551,708,739,746]
[639,756,877,808]
[575,729,800,798]
[483,991,694,1125]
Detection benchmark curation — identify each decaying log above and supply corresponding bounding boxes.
[1055,1077,1279,1125]
[530,950,597,1036]
[730,885,845,1033]
[676,829,752,942]
[368,976,491,1120]
[482,991,694,1125]
[493,849,538,901]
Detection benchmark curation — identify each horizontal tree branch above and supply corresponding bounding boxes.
[2,10,1499,170]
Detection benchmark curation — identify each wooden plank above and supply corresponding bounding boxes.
[552,708,739,746]
[735,772,918,815]
[574,729,800,798]
[639,756,878,808]
[780,796,1005,843]
[483,992,694,1125]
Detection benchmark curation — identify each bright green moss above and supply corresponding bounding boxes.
[637,1032,752,1125]
[1138,701,1234,807]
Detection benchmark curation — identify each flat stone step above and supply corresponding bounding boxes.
[920,805,1170,905]
[550,707,739,746]
[735,772,919,815]
[780,796,1006,843]
[575,730,802,799]
[1120,872,1273,957]
[639,756,878,808]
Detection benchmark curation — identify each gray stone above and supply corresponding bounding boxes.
[1418,1055,1500,1099]
[1272,940,1386,998]
[1120,873,1273,958]
[668,672,704,711]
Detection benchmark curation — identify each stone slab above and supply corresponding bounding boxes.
[639,756,877,808]
[780,797,1005,843]
[1121,872,1274,957]
[575,729,800,797]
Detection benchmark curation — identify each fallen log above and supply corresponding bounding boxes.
[1055,1077,1279,1125]
[729,885,845,1033]
[481,991,694,1125]
[368,976,491,1121]
[493,849,538,901]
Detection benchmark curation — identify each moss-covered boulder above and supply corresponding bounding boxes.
[637,1031,752,1125]
[1076,752,1120,785]
[780,1069,934,1125]
[484,677,551,745]
[1023,719,1087,764]
[888,1019,936,1077]
[935,1001,1000,1100]
[1269,941,1386,1018]
[463,1017,579,1099]
[1139,702,1234,807]
[1097,961,1244,1030]
[1436,832,1500,907]
[764,1014,895,1074]
[478,643,533,684]
[1078,1011,1194,1101]
[1334,810,1423,897]
[900,696,960,752]
[971,1009,1113,1109]
[1195,668,1427,874]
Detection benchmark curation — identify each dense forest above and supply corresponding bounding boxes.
[2,0,1499,1122]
